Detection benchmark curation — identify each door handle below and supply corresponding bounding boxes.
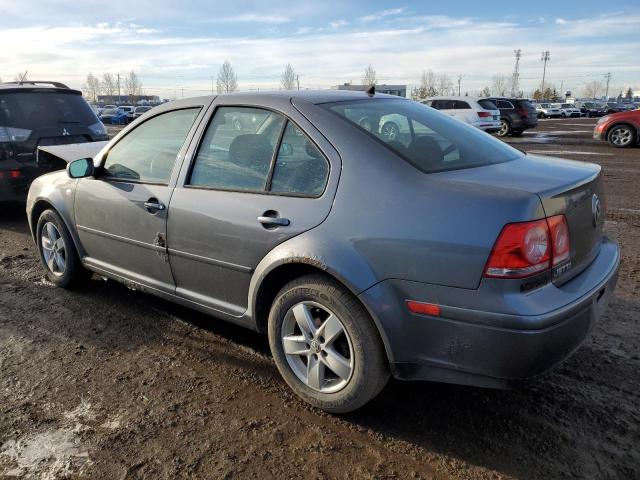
[144,199,166,212]
[258,216,290,227]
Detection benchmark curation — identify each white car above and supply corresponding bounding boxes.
[553,103,581,118]
[534,103,562,119]
[421,96,501,132]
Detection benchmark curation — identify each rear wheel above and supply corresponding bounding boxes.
[268,274,389,413]
[561,113,566,118]
[496,119,511,137]
[36,209,89,288]
[380,121,400,141]
[608,124,636,148]
[511,130,524,137]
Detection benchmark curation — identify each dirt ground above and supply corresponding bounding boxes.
[1,118,638,479]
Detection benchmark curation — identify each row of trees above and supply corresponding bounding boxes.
[83,71,142,103]
[214,61,301,93]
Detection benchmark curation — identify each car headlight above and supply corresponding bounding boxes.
[0,126,32,142]
[596,116,610,125]
[89,121,107,136]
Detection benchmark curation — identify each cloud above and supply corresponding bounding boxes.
[202,14,291,24]
[329,19,349,28]
[358,7,406,23]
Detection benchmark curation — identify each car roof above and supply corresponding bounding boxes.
[425,95,481,101]
[0,81,80,95]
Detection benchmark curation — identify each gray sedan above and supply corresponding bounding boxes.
[26,91,620,413]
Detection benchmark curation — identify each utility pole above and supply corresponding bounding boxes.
[210,76,214,94]
[457,75,462,96]
[604,72,611,99]
[117,73,121,103]
[296,74,300,90]
[540,51,550,99]
[512,49,521,97]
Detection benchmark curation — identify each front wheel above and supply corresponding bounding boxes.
[608,124,637,148]
[561,113,566,118]
[268,275,389,413]
[496,119,511,137]
[36,209,89,288]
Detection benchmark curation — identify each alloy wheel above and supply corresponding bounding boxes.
[281,301,354,393]
[610,127,633,147]
[381,122,399,141]
[41,222,66,277]
[498,120,509,137]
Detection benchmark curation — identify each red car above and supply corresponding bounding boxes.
[593,109,640,148]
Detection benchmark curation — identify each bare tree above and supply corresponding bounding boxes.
[102,73,116,102]
[491,74,510,96]
[361,64,377,87]
[124,70,142,102]
[14,71,28,82]
[216,61,238,94]
[280,64,297,90]
[479,86,491,98]
[83,72,101,103]
[436,74,454,95]
[582,81,605,99]
[411,70,438,99]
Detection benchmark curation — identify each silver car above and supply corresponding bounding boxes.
[27,91,620,413]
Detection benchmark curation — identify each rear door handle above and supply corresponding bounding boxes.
[258,216,290,227]
[144,200,166,212]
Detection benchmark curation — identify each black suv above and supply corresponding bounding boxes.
[481,97,538,137]
[0,81,108,201]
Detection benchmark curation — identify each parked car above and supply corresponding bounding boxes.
[0,80,108,202]
[481,97,538,137]
[554,103,581,118]
[574,102,608,118]
[593,109,640,148]
[534,103,562,118]
[98,107,119,124]
[422,96,500,132]
[27,91,619,413]
[130,106,153,122]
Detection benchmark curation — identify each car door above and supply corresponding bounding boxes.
[167,98,339,317]
[74,105,206,293]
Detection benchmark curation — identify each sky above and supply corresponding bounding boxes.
[0,0,638,99]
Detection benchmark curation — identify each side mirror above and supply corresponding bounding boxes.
[67,158,95,179]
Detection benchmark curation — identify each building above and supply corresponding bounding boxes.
[97,94,160,105]
[334,83,407,98]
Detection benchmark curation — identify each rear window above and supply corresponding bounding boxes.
[478,99,498,110]
[515,100,534,110]
[0,91,98,129]
[322,98,521,174]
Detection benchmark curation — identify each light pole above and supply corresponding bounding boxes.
[540,51,550,99]
[457,75,462,96]
[210,76,214,95]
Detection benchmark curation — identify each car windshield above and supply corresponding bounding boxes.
[0,91,98,129]
[322,98,521,174]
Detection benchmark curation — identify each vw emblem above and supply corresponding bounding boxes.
[591,194,601,227]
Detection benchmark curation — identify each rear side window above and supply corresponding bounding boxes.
[190,107,284,191]
[323,98,521,174]
[103,108,200,183]
[0,92,98,129]
[270,122,329,196]
[454,101,471,109]
[478,99,499,110]
[190,107,330,197]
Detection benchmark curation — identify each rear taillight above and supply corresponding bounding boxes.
[477,111,492,118]
[517,108,529,118]
[484,214,571,279]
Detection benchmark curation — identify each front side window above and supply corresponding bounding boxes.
[323,98,521,174]
[270,122,329,196]
[103,108,200,183]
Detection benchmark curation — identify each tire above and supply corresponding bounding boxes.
[511,130,524,137]
[268,274,389,413]
[380,121,400,141]
[496,119,511,137]
[36,209,89,288]
[561,113,566,119]
[608,124,637,148]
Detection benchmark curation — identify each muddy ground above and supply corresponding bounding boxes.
[1,118,638,479]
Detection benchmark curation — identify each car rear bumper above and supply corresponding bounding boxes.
[0,161,42,202]
[359,236,620,388]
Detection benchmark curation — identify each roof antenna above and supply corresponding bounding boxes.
[366,85,375,97]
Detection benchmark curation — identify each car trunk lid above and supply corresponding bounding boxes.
[433,154,604,285]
